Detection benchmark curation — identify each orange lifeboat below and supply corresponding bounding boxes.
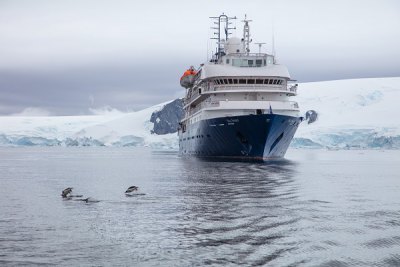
[180,67,197,88]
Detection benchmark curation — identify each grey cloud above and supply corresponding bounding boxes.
[0,0,399,115]
[0,60,187,115]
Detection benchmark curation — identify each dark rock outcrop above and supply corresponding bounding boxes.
[150,99,184,135]
[305,110,318,124]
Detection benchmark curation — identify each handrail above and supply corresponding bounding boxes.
[184,83,297,108]
[205,84,297,94]
[226,53,270,57]
[186,99,299,118]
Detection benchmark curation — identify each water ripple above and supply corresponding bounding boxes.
[1,148,400,266]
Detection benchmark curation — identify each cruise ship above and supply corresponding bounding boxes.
[178,14,302,160]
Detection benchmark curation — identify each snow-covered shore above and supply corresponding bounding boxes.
[0,77,399,149]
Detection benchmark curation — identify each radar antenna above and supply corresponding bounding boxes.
[242,14,252,55]
[255,42,266,54]
[209,13,236,62]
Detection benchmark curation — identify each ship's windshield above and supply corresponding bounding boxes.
[231,58,269,67]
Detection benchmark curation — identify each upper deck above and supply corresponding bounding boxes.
[199,59,291,80]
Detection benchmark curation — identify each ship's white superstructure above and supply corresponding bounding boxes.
[178,14,302,159]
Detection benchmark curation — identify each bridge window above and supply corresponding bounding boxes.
[224,79,228,84]
[247,79,255,84]
[239,79,246,84]
[228,79,233,84]
[256,79,263,84]
[273,80,278,85]
[232,58,266,67]
[233,79,238,84]
[269,79,273,84]
[264,79,269,84]
[232,59,241,66]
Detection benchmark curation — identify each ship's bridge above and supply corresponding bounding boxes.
[200,62,291,80]
[220,37,275,68]
[201,36,290,79]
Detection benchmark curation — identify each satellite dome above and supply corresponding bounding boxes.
[224,37,243,54]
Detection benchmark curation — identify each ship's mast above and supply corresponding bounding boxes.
[209,14,236,62]
[242,15,252,55]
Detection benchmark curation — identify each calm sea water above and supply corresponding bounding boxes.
[1,147,400,266]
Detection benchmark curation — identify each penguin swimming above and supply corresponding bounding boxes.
[125,186,138,193]
[61,187,73,198]
[125,186,145,196]
[61,187,83,199]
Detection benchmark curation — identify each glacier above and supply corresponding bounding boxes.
[0,77,399,149]
[292,77,400,149]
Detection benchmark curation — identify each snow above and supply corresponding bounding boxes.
[293,77,400,149]
[0,77,399,149]
[0,100,178,149]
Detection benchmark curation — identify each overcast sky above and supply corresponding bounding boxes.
[1,0,399,115]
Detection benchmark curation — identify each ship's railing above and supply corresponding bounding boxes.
[184,83,298,108]
[209,100,299,111]
[184,87,202,107]
[187,100,219,117]
[186,99,299,118]
[204,84,297,94]
[184,81,298,109]
[227,53,268,57]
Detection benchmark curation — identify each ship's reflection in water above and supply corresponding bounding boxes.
[175,158,301,265]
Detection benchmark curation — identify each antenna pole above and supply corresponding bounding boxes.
[209,14,236,62]
[242,14,252,55]
[272,21,276,62]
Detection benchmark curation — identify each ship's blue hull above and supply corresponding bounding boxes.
[179,114,302,160]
